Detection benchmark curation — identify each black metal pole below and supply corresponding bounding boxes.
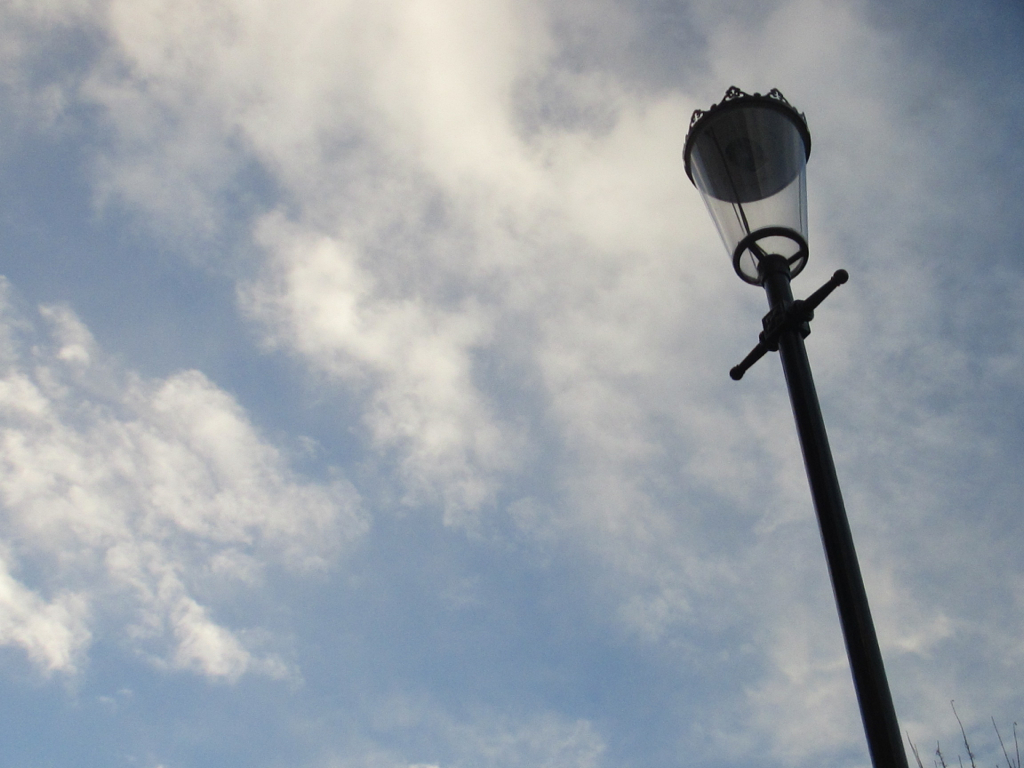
[759,255,908,768]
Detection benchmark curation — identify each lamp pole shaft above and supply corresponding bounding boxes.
[761,263,908,768]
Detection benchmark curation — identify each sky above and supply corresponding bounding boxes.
[0,1,1023,767]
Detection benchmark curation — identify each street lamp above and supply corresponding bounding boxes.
[683,86,910,768]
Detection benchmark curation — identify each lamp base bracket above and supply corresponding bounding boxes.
[729,268,849,381]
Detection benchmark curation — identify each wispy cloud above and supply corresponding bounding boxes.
[0,280,364,677]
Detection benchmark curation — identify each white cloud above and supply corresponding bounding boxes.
[0,278,365,676]
[244,215,516,522]
[0,551,90,672]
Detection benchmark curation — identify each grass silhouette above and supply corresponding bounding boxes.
[908,702,1020,768]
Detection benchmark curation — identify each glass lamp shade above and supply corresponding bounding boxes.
[683,87,811,284]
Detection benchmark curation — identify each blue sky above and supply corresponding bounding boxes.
[1,1,1023,767]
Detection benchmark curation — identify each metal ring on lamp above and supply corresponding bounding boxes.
[733,226,809,285]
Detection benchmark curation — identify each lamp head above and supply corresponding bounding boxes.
[683,87,811,285]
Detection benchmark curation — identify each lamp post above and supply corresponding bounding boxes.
[683,86,909,768]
